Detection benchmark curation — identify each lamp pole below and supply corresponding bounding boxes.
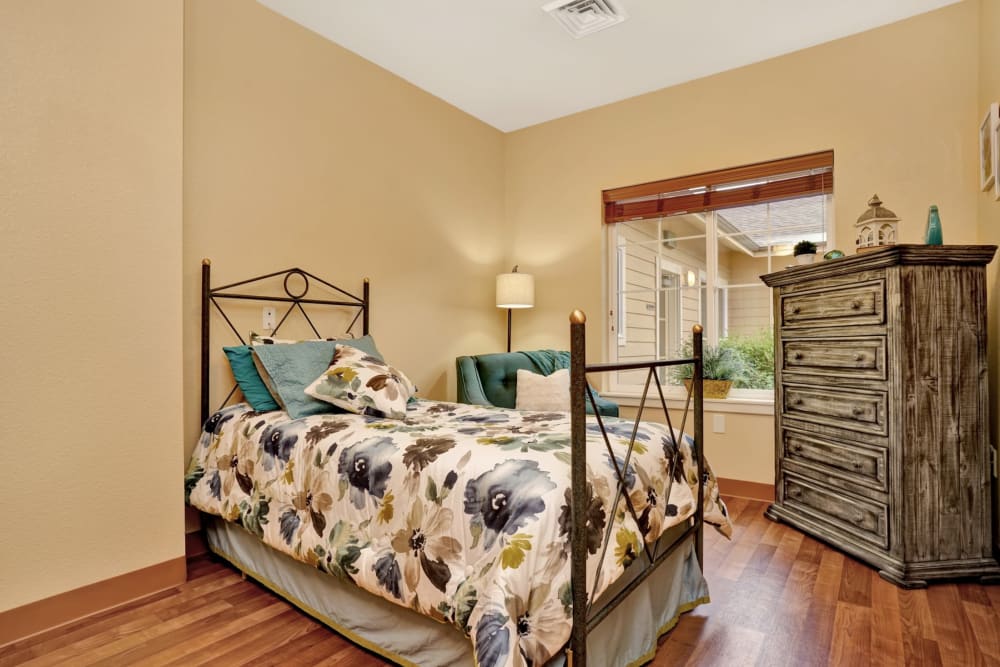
[507,308,513,352]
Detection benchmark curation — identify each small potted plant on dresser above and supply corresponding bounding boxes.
[672,341,748,399]
[793,240,818,264]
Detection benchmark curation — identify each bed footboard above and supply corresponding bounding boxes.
[567,311,704,667]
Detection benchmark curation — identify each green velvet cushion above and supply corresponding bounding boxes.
[455,351,619,417]
[471,354,538,409]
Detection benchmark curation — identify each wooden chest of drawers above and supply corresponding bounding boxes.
[761,245,1000,588]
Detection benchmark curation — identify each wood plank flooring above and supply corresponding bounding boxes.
[2,498,998,666]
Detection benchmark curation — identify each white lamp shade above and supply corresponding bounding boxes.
[496,272,534,308]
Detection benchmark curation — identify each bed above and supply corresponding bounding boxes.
[185,261,732,667]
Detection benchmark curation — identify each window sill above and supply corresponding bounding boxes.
[602,392,775,416]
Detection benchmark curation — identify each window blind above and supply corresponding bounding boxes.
[603,150,833,224]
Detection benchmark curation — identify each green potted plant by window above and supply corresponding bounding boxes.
[671,340,749,399]
[793,239,818,265]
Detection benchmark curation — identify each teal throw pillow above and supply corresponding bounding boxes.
[251,341,340,419]
[223,346,280,412]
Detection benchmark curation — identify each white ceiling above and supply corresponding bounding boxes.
[258,0,961,132]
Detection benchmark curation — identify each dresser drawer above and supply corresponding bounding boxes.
[782,337,887,381]
[780,280,885,329]
[783,429,887,492]
[782,475,889,549]
[783,384,888,436]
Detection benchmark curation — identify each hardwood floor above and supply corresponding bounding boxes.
[2,497,998,666]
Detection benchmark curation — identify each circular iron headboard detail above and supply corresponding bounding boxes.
[283,270,309,299]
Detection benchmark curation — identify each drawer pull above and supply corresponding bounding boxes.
[791,445,803,453]
[793,398,804,406]
[788,487,801,498]
[793,352,804,360]
[791,306,801,314]
[851,461,863,470]
[850,300,862,310]
[854,353,864,362]
[851,407,864,417]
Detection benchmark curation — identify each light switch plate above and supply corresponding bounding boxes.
[712,414,725,433]
[263,307,276,332]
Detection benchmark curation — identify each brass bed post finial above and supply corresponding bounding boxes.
[692,323,703,334]
[570,309,586,324]
[202,258,211,266]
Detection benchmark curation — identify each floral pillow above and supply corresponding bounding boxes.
[304,344,416,420]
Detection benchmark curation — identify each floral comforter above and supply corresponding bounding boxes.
[185,399,732,666]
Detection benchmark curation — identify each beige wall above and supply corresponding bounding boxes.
[182,0,506,479]
[504,2,980,484]
[2,0,990,617]
[977,0,1000,542]
[0,1,184,612]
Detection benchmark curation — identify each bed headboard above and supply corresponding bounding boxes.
[200,259,370,423]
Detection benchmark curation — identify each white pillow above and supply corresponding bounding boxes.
[515,368,570,412]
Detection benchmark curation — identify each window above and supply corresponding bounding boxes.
[603,151,833,400]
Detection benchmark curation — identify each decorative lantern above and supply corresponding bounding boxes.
[854,194,899,253]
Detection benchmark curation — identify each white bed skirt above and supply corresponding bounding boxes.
[204,516,710,666]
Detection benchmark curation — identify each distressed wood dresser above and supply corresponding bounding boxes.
[761,244,1000,588]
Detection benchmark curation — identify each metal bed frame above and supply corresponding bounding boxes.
[199,260,705,667]
[568,311,704,666]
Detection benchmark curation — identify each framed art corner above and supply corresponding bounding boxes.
[993,113,1000,201]
[981,102,998,192]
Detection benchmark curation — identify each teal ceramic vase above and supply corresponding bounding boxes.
[925,205,943,245]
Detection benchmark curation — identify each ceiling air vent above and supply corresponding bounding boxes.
[542,0,628,38]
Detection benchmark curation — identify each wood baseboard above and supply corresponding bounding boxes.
[0,556,186,648]
[717,477,775,502]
